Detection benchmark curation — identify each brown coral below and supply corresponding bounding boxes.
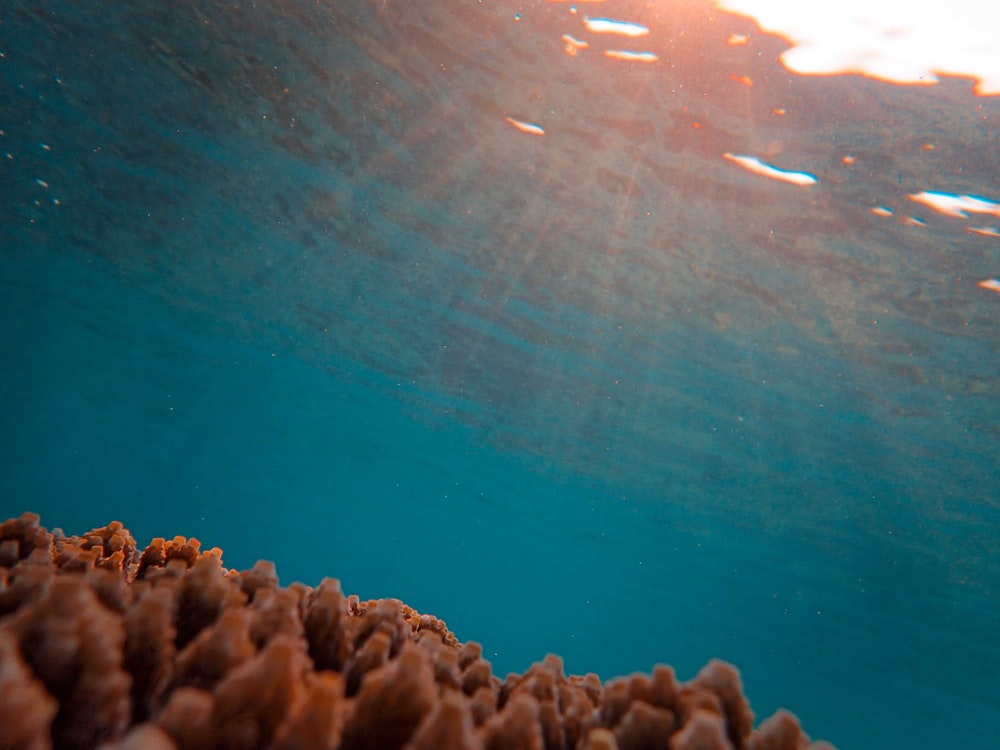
[0,513,835,750]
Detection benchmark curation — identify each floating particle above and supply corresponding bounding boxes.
[967,226,1000,237]
[723,153,817,186]
[505,117,545,136]
[909,191,1000,219]
[562,34,589,55]
[604,49,658,62]
[583,17,650,37]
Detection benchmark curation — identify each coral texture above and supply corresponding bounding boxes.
[0,513,835,750]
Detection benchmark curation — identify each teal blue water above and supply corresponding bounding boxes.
[2,2,999,749]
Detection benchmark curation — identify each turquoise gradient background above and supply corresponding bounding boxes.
[2,2,998,748]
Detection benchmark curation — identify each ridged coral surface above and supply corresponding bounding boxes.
[0,513,834,750]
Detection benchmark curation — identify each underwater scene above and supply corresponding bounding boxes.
[1,1,998,748]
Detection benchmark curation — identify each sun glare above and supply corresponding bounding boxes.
[713,0,1000,94]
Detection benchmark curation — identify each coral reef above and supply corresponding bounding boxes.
[0,513,834,750]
